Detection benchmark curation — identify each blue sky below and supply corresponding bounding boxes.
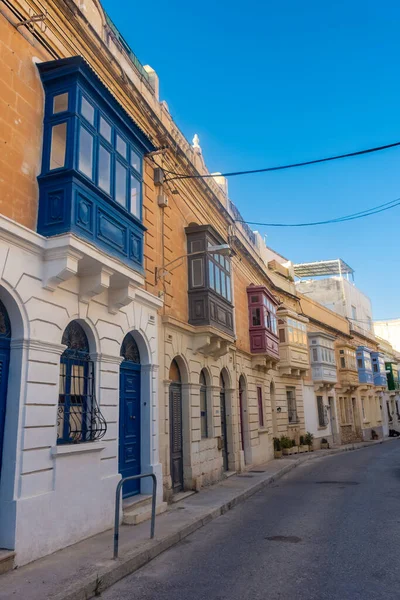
[102,0,400,319]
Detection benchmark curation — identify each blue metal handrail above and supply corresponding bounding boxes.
[113,473,157,559]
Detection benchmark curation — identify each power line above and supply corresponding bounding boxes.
[234,196,400,227]
[163,140,400,182]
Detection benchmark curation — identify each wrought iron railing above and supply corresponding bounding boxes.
[228,200,256,246]
[57,351,107,444]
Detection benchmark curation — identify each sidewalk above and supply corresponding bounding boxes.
[0,439,389,600]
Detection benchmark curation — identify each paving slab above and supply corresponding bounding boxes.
[0,439,389,600]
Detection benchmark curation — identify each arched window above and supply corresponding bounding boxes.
[199,370,208,438]
[58,321,106,444]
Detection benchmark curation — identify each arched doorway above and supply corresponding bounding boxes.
[169,359,183,494]
[220,372,229,471]
[239,375,251,464]
[0,299,11,481]
[270,382,277,436]
[119,333,141,498]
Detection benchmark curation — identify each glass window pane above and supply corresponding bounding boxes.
[116,134,127,158]
[215,266,221,294]
[226,276,231,301]
[78,127,93,179]
[225,258,230,272]
[208,259,215,289]
[53,92,68,114]
[115,162,127,206]
[50,123,67,170]
[252,308,261,326]
[99,116,112,143]
[81,96,95,125]
[221,270,226,298]
[130,175,141,217]
[98,145,111,194]
[131,148,141,171]
[191,258,204,287]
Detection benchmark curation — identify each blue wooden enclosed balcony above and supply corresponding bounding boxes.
[36,57,155,274]
[370,351,387,387]
[356,346,374,385]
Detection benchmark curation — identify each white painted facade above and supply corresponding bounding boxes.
[296,277,374,338]
[0,215,163,566]
[303,384,339,447]
[374,319,400,353]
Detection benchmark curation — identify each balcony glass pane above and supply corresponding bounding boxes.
[116,134,127,158]
[252,308,261,326]
[115,161,127,206]
[78,127,93,179]
[53,92,68,114]
[81,96,95,125]
[208,259,215,289]
[130,175,141,217]
[131,148,141,172]
[191,258,204,287]
[221,271,226,298]
[50,122,67,170]
[98,145,111,194]
[226,275,231,301]
[215,265,221,294]
[99,116,112,143]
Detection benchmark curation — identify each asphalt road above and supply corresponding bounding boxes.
[101,442,400,600]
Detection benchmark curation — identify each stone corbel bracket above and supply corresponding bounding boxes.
[193,334,230,358]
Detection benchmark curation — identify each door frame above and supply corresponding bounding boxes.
[220,388,229,471]
[0,343,10,481]
[119,360,141,498]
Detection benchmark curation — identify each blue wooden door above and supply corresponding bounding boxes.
[119,363,141,498]
[0,348,10,484]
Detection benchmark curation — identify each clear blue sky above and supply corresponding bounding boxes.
[102,0,400,319]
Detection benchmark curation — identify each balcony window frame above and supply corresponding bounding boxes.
[41,84,144,224]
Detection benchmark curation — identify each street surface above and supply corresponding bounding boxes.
[101,442,400,600]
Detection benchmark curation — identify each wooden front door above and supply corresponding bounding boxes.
[170,382,183,494]
[119,364,141,498]
[220,390,229,471]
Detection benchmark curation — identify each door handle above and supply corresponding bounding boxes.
[130,415,136,420]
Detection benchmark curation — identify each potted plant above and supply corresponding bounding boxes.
[305,432,314,451]
[291,439,298,454]
[273,437,282,458]
[371,429,379,440]
[299,435,309,453]
[280,436,293,455]
[320,437,329,449]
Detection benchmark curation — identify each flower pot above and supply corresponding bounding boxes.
[300,444,309,453]
[308,445,314,452]
[320,442,329,449]
[274,450,283,459]
[282,448,292,455]
[291,446,299,454]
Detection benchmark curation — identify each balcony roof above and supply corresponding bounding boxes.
[293,259,354,278]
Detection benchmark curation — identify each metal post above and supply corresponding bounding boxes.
[113,473,158,560]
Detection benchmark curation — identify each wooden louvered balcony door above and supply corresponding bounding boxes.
[170,382,183,494]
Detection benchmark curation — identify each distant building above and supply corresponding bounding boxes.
[374,319,400,353]
[294,259,374,338]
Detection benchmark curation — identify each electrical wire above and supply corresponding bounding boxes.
[163,140,400,182]
[234,196,400,227]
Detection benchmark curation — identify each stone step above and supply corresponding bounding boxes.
[0,550,15,575]
[123,497,167,526]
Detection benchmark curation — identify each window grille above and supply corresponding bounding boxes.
[199,370,208,438]
[317,396,326,427]
[58,321,107,444]
[286,387,298,423]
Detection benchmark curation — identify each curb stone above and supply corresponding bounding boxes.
[21,439,395,600]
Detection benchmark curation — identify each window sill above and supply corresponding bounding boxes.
[258,427,269,434]
[51,441,106,458]
[317,425,328,430]
[288,422,300,427]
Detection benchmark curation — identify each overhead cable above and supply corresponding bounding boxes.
[163,140,400,182]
